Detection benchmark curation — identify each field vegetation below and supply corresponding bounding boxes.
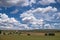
[0,30,60,40]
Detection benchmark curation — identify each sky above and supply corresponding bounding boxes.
[0,0,60,30]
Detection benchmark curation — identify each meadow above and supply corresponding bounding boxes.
[0,32,60,40]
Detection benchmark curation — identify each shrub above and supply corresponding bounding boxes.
[49,33,55,36]
[45,33,47,36]
[27,34,30,36]
[45,33,55,36]
[0,30,1,34]
[3,32,5,35]
[9,32,12,34]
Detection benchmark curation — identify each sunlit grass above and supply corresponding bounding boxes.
[0,33,60,40]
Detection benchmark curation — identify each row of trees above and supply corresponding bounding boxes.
[0,30,22,35]
[0,30,56,36]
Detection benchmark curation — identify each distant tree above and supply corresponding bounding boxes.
[18,32,22,35]
[3,32,5,35]
[45,33,47,36]
[49,33,55,36]
[15,32,18,34]
[0,30,1,34]
[45,33,55,36]
[9,32,12,34]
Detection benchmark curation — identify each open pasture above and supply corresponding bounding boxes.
[0,32,60,40]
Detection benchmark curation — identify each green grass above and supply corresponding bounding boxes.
[0,33,60,40]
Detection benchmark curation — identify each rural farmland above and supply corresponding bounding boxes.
[0,30,60,40]
[0,0,60,40]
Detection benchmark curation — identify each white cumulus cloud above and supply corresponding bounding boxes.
[0,0,58,7]
[39,0,56,5]
[0,0,36,7]
[57,0,60,3]
[20,6,60,29]
[0,13,29,30]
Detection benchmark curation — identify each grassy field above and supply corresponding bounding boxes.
[0,32,60,40]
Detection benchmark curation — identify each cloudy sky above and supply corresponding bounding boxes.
[0,0,60,30]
